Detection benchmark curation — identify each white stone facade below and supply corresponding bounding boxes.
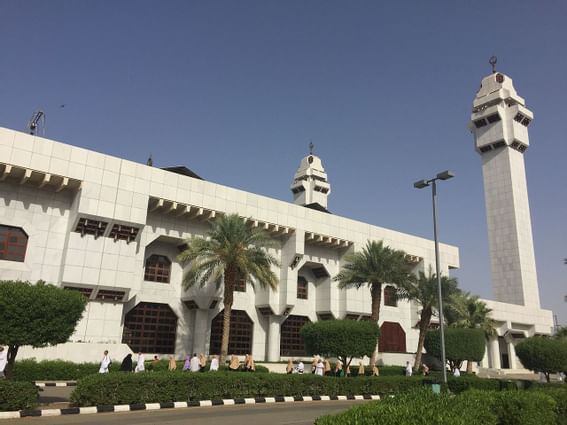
[0,126,458,364]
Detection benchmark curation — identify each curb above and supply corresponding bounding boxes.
[0,394,380,420]
[35,382,77,387]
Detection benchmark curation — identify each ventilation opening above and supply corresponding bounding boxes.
[492,141,506,150]
[479,145,493,153]
[486,113,501,123]
[474,119,487,128]
[74,218,107,238]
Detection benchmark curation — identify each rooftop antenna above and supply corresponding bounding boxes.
[147,154,153,167]
[489,56,497,74]
[28,110,45,136]
[309,140,314,155]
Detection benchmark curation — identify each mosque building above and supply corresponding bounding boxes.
[0,65,554,370]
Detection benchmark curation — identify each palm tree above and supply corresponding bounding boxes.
[177,214,279,364]
[333,240,413,365]
[446,291,496,373]
[396,268,458,373]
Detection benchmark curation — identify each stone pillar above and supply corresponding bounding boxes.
[192,309,210,355]
[508,340,517,370]
[267,315,281,362]
[489,337,501,369]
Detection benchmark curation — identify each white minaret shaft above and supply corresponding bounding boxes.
[469,70,540,308]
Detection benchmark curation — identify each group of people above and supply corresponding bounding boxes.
[286,356,380,377]
[99,350,256,373]
[404,361,461,377]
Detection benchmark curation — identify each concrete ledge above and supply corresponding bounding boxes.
[0,394,379,420]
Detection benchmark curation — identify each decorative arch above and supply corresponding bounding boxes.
[209,310,253,355]
[0,225,28,262]
[122,302,177,354]
[379,321,406,353]
[144,254,172,283]
[280,315,311,356]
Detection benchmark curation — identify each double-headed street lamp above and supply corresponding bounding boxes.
[414,170,454,384]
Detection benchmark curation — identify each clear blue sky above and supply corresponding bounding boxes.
[1,1,566,325]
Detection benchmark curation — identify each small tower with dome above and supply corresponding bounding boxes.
[290,143,331,210]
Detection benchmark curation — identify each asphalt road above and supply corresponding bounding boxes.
[2,400,369,425]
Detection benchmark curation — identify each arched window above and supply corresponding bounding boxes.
[209,310,253,355]
[0,225,28,262]
[144,255,171,283]
[379,321,406,353]
[384,286,397,307]
[297,276,308,299]
[280,315,311,357]
[122,302,177,353]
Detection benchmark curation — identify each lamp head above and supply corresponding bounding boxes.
[436,170,454,181]
[413,180,430,189]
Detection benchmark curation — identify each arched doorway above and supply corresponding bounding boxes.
[379,321,406,353]
[209,310,253,355]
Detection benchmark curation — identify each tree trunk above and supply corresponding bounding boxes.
[466,360,473,374]
[5,345,19,379]
[369,283,382,366]
[413,307,432,373]
[220,267,236,365]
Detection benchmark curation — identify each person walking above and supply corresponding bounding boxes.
[358,361,365,377]
[229,355,240,371]
[199,353,207,371]
[296,360,305,374]
[209,355,219,371]
[168,355,177,371]
[119,353,133,372]
[372,364,380,376]
[190,353,200,372]
[99,350,111,374]
[135,352,145,373]
[245,354,255,372]
[335,359,343,377]
[183,354,191,371]
[0,346,7,379]
[453,367,461,377]
[286,358,294,374]
[324,359,331,376]
[405,361,413,377]
[315,358,324,376]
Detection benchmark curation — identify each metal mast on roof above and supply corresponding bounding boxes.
[489,56,497,74]
[28,110,45,136]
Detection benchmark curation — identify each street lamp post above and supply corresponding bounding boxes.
[414,170,454,384]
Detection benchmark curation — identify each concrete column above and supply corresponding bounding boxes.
[192,309,210,355]
[489,337,501,369]
[508,340,517,370]
[267,315,281,361]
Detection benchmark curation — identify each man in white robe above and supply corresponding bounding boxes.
[99,350,111,373]
[0,346,7,379]
[135,352,145,372]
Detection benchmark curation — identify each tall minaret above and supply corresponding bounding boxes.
[290,143,331,209]
[468,58,540,308]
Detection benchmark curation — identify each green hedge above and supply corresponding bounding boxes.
[315,387,563,425]
[0,380,39,411]
[70,372,512,406]
[11,359,100,381]
[71,373,432,406]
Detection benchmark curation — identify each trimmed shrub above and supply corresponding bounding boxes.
[424,328,485,370]
[301,320,380,367]
[11,359,100,381]
[0,380,39,411]
[516,337,567,381]
[71,373,428,406]
[315,388,560,425]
